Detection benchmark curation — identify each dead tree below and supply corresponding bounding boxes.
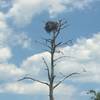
[18,19,79,100]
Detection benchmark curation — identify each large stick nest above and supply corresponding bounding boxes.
[44,21,59,33]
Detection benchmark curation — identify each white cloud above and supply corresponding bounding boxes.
[0,12,7,28]
[21,32,100,83]
[0,82,48,94]
[0,12,12,48]
[21,52,50,77]
[54,84,77,100]
[8,0,48,26]
[0,12,32,49]
[0,13,31,49]
[0,48,25,82]
[48,0,66,17]
[60,0,93,10]
[7,0,99,26]
[0,32,100,100]
[0,12,12,47]
[11,33,32,48]
[0,63,25,80]
[0,82,77,100]
[0,47,12,62]
[0,31,32,49]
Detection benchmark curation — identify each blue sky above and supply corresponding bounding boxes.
[0,0,100,100]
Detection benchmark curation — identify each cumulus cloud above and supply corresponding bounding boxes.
[0,82,48,94]
[0,12,32,82]
[0,32,100,99]
[8,0,48,25]
[0,82,76,100]
[54,84,77,100]
[11,32,32,48]
[0,11,32,49]
[0,12,7,28]
[0,31,32,49]
[6,0,99,26]
[0,47,12,62]
[0,63,25,81]
[0,48,25,82]
[21,32,100,83]
[21,52,50,78]
[0,12,12,47]
[0,13,32,49]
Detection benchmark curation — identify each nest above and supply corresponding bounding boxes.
[44,21,59,33]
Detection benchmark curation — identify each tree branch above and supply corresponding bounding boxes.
[55,40,73,48]
[35,40,51,49]
[18,76,49,86]
[62,40,73,46]
[53,72,80,89]
[55,42,62,48]
[41,37,52,43]
[55,19,68,39]
[54,56,73,62]
[42,57,51,81]
[55,27,61,39]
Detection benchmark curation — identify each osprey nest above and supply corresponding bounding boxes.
[44,21,59,33]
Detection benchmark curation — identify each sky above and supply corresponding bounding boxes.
[0,0,100,100]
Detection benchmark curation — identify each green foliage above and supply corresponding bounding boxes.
[96,92,100,100]
[87,90,100,100]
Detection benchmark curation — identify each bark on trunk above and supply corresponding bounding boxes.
[49,32,55,100]
[49,85,54,100]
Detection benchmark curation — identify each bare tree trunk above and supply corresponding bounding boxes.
[49,31,56,100]
[49,84,54,100]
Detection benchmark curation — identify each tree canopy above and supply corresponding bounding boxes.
[87,90,100,100]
